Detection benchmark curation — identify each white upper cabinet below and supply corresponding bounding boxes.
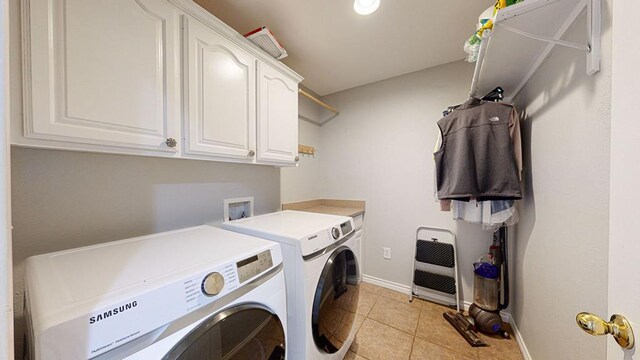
[22,0,181,154]
[19,0,302,165]
[182,15,256,161]
[257,62,299,165]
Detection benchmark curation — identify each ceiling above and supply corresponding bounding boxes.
[195,0,494,96]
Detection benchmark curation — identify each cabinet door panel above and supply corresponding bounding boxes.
[183,16,256,160]
[23,0,180,152]
[257,62,298,165]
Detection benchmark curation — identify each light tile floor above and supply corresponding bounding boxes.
[346,282,524,360]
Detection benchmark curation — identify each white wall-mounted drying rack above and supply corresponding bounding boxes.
[469,0,601,101]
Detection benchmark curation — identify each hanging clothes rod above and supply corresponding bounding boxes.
[299,89,339,114]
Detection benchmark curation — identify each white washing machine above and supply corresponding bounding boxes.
[24,225,287,360]
[223,211,360,360]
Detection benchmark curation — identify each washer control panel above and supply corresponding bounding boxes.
[237,250,273,283]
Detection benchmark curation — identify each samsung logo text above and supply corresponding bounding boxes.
[89,301,138,324]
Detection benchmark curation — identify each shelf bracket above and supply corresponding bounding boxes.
[586,0,601,75]
[495,0,601,75]
[467,0,601,100]
[495,23,590,52]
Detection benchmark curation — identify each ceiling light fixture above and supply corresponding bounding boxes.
[354,0,380,15]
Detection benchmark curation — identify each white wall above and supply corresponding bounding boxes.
[1,0,14,358]
[317,61,498,306]
[280,119,323,203]
[512,4,612,359]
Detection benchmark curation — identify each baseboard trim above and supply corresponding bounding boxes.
[362,274,529,358]
[362,274,411,294]
[509,316,532,360]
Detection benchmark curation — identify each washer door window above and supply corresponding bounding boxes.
[163,305,285,360]
[312,246,360,353]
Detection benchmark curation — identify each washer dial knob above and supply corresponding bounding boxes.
[331,227,340,240]
[202,272,225,296]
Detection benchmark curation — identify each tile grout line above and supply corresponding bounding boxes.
[360,284,429,358]
[408,336,416,360]
[366,299,421,336]
[363,292,379,317]
[407,305,425,359]
[361,317,417,359]
[352,290,380,359]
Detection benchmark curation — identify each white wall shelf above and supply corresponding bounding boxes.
[469,0,601,101]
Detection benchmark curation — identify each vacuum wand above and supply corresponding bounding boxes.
[443,312,487,347]
[499,226,509,310]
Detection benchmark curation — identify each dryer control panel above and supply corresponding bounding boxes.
[237,250,273,283]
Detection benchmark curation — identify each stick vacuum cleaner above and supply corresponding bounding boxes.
[444,226,510,346]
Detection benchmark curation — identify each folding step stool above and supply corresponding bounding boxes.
[409,226,460,311]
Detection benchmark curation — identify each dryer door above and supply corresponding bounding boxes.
[312,246,360,353]
[163,305,285,360]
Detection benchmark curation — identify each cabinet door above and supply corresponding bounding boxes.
[257,62,298,165]
[23,0,180,153]
[183,16,256,161]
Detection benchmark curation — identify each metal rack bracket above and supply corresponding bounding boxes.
[468,0,601,99]
[586,0,601,75]
[495,22,590,52]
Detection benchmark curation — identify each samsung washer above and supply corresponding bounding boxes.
[223,210,360,360]
[24,225,287,360]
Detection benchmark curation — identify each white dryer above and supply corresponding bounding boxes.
[223,211,360,360]
[24,225,287,360]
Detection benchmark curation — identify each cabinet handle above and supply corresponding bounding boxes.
[248,150,255,157]
[295,156,300,162]
[165,138,177,148]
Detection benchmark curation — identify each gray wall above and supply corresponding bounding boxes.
[512,4,612,359]
[11,147,280,358]
[281,119,323,203]
[313,60,499,306]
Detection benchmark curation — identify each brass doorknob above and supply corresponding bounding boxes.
[576,312,635,349]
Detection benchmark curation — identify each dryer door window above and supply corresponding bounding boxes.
[163,305,285,360]
[312,246,360,353]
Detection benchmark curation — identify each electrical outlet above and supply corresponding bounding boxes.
[383,247,391,259]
